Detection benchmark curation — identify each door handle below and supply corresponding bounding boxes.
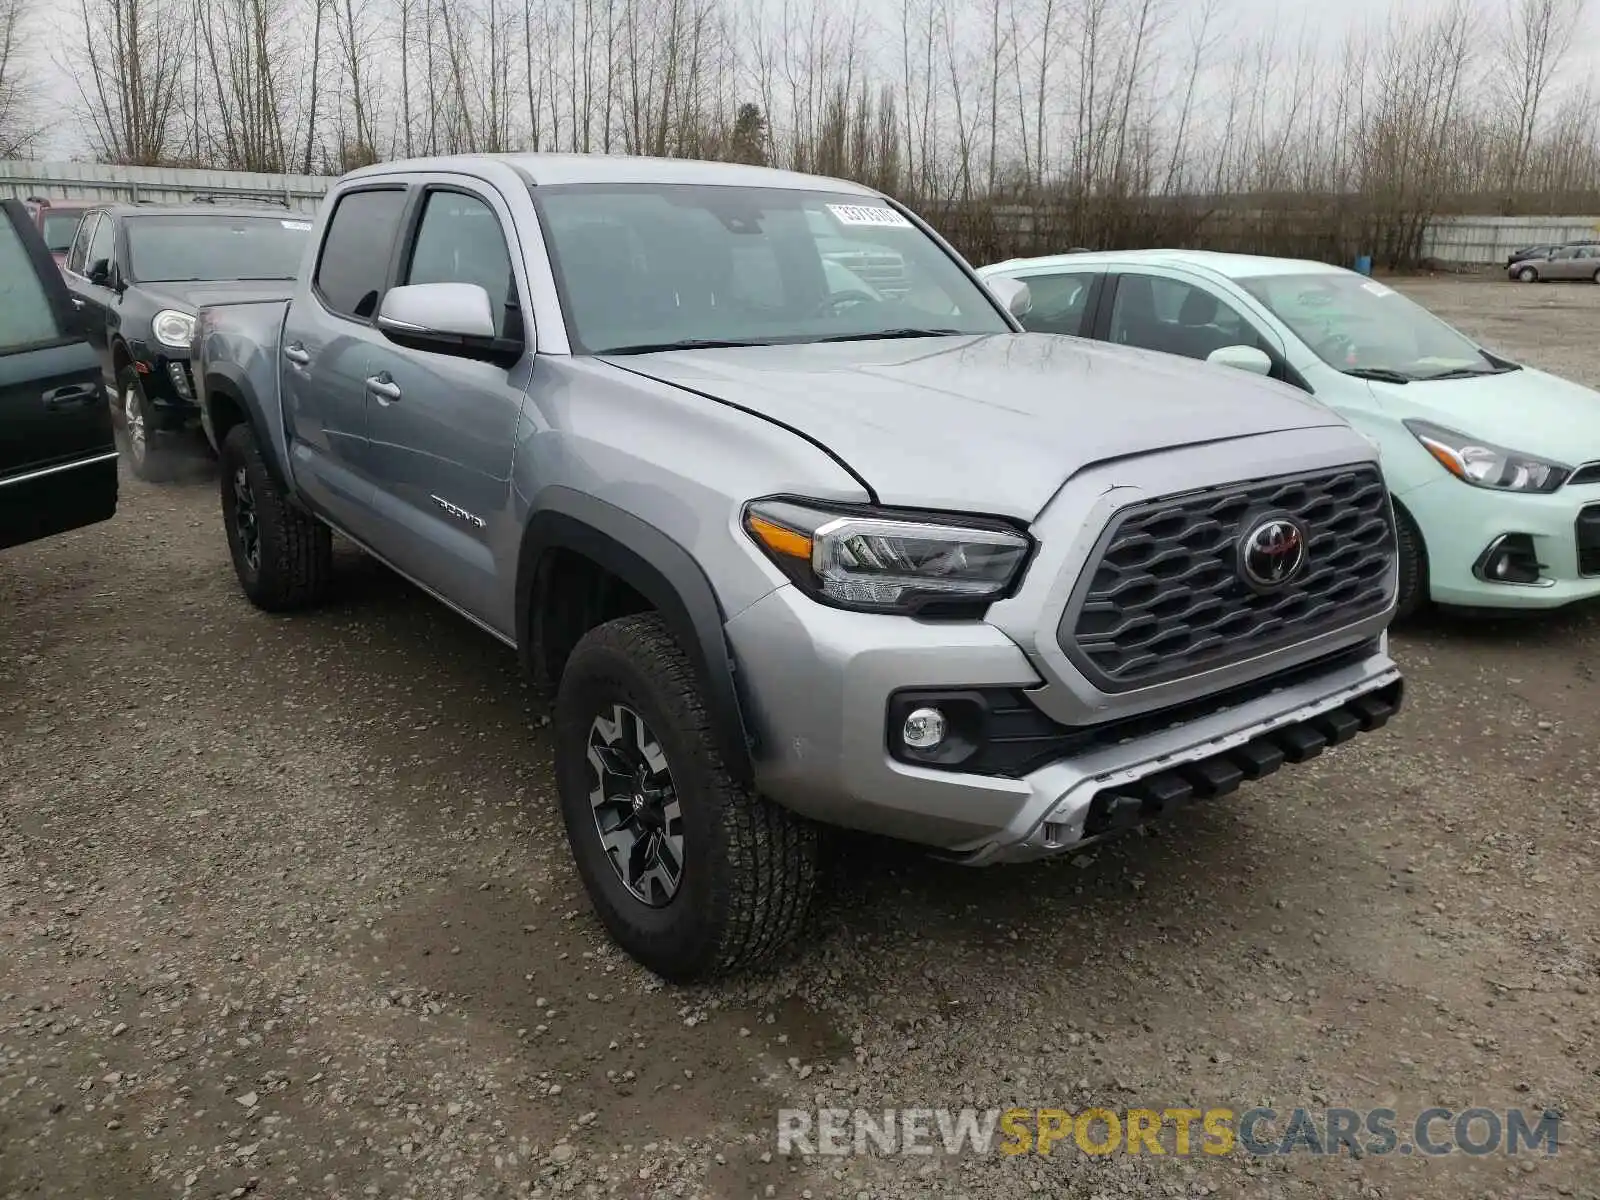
[42,382,101,410]
[284,342,311,366]
[71,298,84,310]
[365,373,402,403]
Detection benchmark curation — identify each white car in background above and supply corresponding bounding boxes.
[978,250,1600,618]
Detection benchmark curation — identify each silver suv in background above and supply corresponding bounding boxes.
[192,154,1404,982]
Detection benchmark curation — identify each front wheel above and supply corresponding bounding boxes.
[1393,504,1428,621]
[1515,266,1538,283]
[219,423,332,611]
[553,613,819,982]
[117,367,173,482]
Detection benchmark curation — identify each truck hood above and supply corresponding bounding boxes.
[1368,366,1600,465]
[605,333,1349,518]
[136,278,298,313]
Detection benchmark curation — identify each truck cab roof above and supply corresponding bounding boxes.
[340,152,881,196]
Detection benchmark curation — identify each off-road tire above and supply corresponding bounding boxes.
[1393,504,1428,621]
[117,366,175,482]
[219,422,333,611]
[553,613,819,982]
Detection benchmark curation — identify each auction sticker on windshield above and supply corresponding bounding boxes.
[282,220,312,231]
[827,204,912,229]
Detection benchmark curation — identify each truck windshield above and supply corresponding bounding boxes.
[126,214,312,283]
[531,183,1011,353]
[1239,272,1500,380]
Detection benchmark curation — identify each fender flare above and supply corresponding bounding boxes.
[516,488,754,785]
[200,361,293,494]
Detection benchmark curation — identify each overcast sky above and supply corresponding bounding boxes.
[16,0,1600,162]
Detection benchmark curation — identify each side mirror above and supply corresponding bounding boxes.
[1206,344,1273,376]
[88,258,111,286]
[376,282,524,363]
[985,275,1033,318]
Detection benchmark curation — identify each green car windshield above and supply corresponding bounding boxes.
[1240,273,1498,380]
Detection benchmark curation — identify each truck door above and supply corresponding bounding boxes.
[359,180,530,632]
[279,184,410,534]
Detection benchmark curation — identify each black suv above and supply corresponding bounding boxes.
[62,198,313,479]
[0,199,117,552]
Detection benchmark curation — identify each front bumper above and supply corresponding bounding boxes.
[1399,474,1600,609]
[726,584,1402,862]
[132,348,200,420]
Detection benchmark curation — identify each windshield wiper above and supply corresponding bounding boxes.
[598,338,776,355]
[813,327,963,343]
[1341,366,1415,384]
[1418,365,1520,381]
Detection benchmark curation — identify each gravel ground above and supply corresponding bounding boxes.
[3,276,1598,1200]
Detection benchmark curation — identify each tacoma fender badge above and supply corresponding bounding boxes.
[430,494,486,529]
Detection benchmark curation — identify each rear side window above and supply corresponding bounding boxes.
[315,188,408,320]
[84,215,115,273]
[0,216,64,353]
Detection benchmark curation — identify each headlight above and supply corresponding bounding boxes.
[1404,419,1568,493]
[152,309,197,350]
[742,498,1031,614]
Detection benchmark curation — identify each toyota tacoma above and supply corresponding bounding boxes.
[192,154,1404,982]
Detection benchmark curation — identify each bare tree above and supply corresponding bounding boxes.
[1496,0,1589,202]
[0,0,39,156]
[69,0,191,164]
[195,0,294,170]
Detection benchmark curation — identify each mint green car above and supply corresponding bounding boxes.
[977,250,1600,616]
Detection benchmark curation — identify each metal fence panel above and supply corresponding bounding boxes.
[0,161,330,213]
[1422,215,1600,264]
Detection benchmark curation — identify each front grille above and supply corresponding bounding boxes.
[1568,463,1600,487]
[1577,506,1600,576]
[1060,466,1395,692]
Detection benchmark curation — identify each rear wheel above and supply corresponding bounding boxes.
[553,613,819,982]
[1592,268,1600,285]
[219,422,332,611]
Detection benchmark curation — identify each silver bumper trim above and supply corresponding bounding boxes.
[947,660,1402,865]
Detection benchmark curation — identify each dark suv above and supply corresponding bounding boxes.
[62,199,313,479]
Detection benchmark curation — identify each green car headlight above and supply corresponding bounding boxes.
[1404,420,1569,493]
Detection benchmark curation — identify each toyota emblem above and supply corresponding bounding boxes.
[1239,515,1308,590]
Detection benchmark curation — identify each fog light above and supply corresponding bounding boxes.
[902,707,947,751]
[1473,533,1546,586]
[168,361,193,400]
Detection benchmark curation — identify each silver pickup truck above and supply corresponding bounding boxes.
[193,153,1403,982]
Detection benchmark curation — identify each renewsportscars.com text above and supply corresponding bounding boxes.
[776,1106,1561,1158]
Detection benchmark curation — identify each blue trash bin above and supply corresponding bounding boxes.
[1354,255,1373,276]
